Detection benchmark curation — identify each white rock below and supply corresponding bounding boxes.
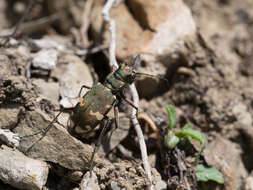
[52,54,93,108]
[232,103,252,127]
[0,129,20,148]
[80,172,100,190]
[142,0,196,55]
[33,49,58,70]
[245,175,253,190]
[32,39,65,51]
[0,145,49,190]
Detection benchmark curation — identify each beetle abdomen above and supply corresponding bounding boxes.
[69,83,116,138]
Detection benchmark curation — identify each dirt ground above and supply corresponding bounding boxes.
[1,0,253,190]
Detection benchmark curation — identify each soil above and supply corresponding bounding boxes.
[0,0,253,190]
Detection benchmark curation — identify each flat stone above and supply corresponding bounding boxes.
[0,145,48,190]
[15,109,102,171]
[51,53,93,108]
[0,104,21,129]
[128,0,196,55]
[80,172,100,190]
[32,79,59,105]
[0,129,20,147]
[100,114,130,154]
[204,135,247,190]
[245,173,253,190]
[33,49,58,70]
[91,0,196,59]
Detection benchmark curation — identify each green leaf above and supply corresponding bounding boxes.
[175,126,206,164]
[176,126,206,147]
[196,164,224,184]
[165,105,177,130]
[164,132,180,149]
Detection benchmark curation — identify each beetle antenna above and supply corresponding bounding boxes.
[135,72,168,83]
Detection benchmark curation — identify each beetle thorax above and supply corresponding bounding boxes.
[103,64,136,93]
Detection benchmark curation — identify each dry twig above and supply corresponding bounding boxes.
[102,0,118,70]
[0,0,37,46]
[130,84,153,189]
[80,0,93,47]
[102,0,153,189]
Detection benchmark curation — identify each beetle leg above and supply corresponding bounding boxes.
[78,85,92,97]
[114,105,119,130]
[89,117,111,174]
[21,111,64,154]
[122,97,138,113]
[66,85,92,102]
[19,111,63,139]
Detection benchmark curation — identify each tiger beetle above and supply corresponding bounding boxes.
[20,55,167,173]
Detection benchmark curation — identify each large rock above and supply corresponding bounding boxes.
[51,53,93,108]
[100,114,130,153]
[80,172,100,190]
[0,145,48,190]
[32,79,59,105]
[245,172,253,190]
[90,1,196,97]
[90,0,196,59]
[204,135,247,190]
[127,0,196,55]
[0,104,21,129]
[15,109,102,171]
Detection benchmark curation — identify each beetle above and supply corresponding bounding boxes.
[69,56,140,139]
[20,55,142,171]
[69,55,145,172]
[20,54,166,172]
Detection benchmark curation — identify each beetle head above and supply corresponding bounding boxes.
[118,55,141,84]
[117,54,168,84]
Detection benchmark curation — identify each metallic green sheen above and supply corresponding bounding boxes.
[70,83,116,137]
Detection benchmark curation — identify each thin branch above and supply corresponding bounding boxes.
[102,0,153,188]
[130,84,153,190]
[0,13,61,37]
[102,0,118,69]
[0,0,37,46]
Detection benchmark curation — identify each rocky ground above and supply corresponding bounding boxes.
[0,0,253,190]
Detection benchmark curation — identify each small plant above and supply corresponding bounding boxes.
[164,105,224,184]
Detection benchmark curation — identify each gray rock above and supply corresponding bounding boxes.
[155,180,167,190]
[245,172,253,190]
[110,181,125,190]
[67,171,83,182]
[101,114,130,154]
[204,135,247,190]
[0,54,13,77]
[0,104,21,129]
[51,54,93,108]
[91,0,196,59]
[232,103,253,148]
[0,129,20,148]
[15,109,102,171]
[31,38,66,51]
[80,172,100,190]
[0,145,48,190]
[152,168,167,190]
[33,49,58,70]
[135,54,168,98]
[32,79,59,105]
